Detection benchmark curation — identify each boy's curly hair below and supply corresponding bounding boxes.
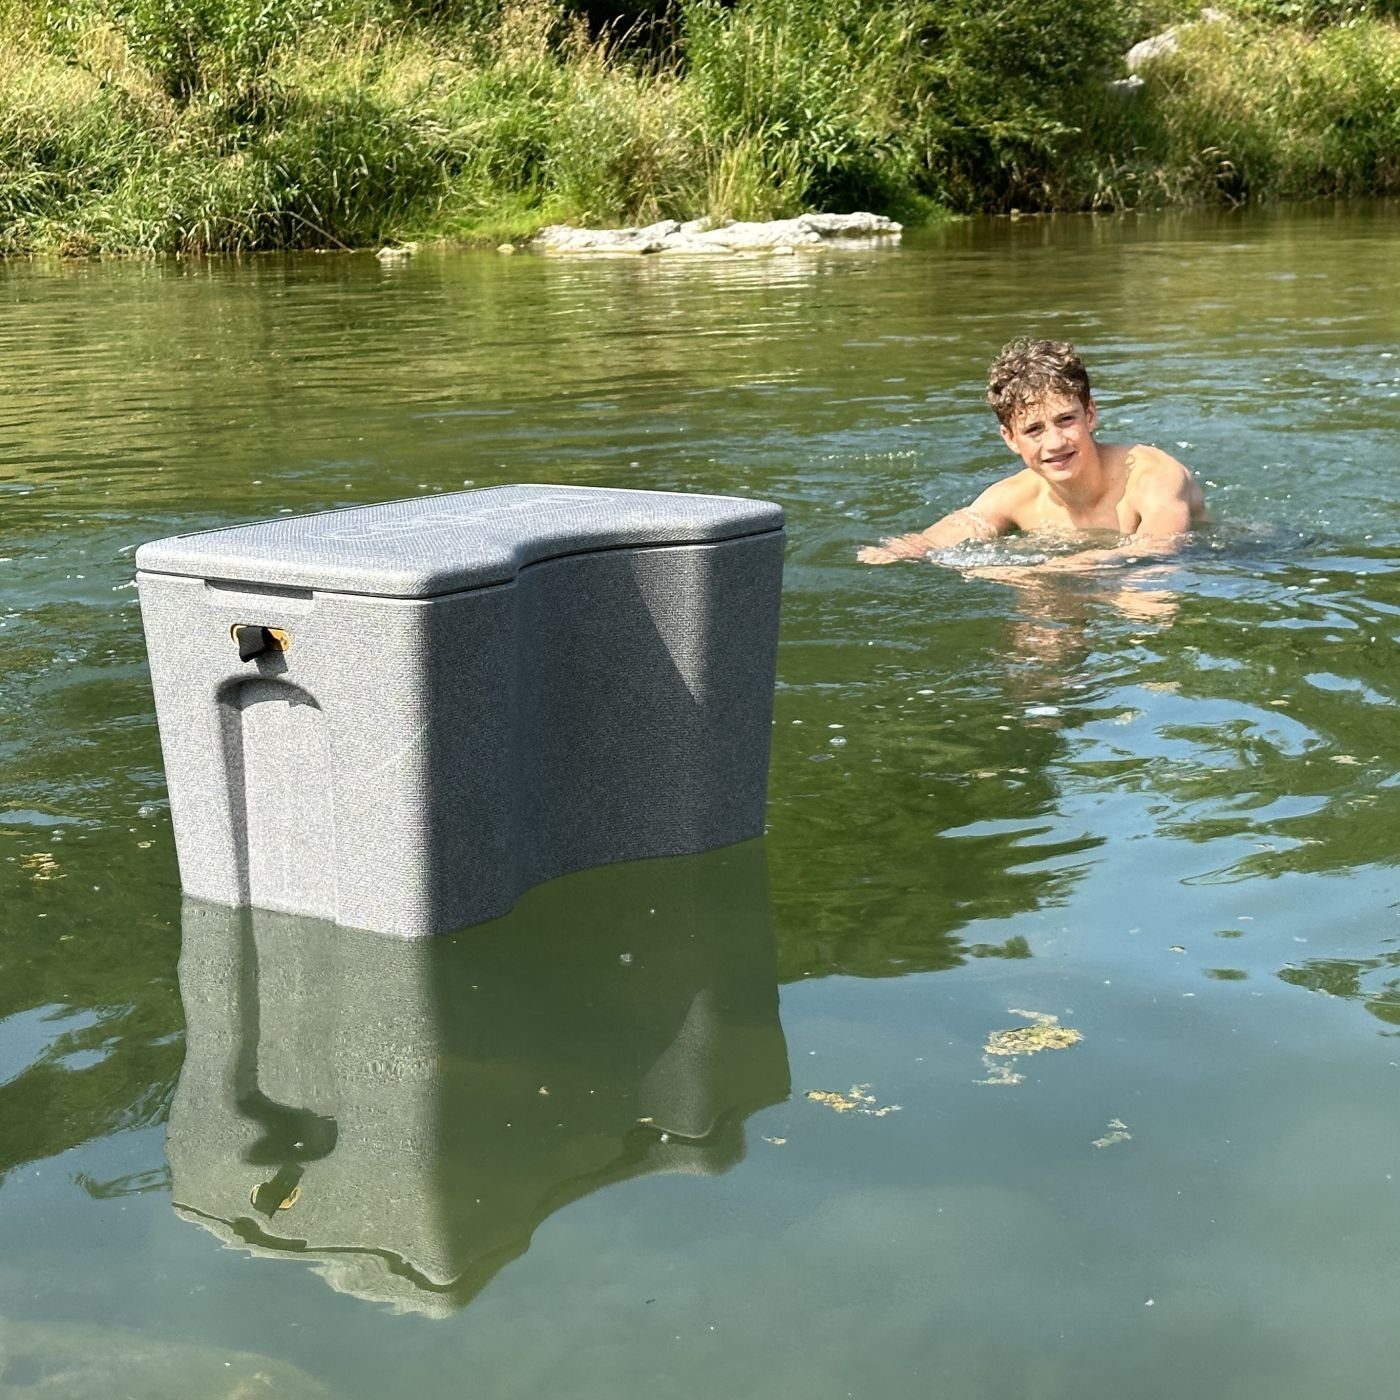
[986,339,1092,427]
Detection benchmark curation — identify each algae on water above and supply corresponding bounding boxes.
[984,1009,1083,1057]
[977,1009,1083,1086]
[1092,1118,1132,1149]
[805,1084,902,1117]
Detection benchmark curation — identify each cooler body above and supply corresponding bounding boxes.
[136,485,784,937]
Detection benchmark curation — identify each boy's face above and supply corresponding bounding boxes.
[1000,393,1098,483]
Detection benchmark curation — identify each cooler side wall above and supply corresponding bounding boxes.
[137,572,443,934]
[424,530,784,928]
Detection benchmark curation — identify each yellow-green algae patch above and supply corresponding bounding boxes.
[983,1009,1084,1057]
[805,1084,902,1117]
[977,1009,1083,1085]
[1092,1118,1132,1149]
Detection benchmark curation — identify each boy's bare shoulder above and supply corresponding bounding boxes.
[1120,441,1191,476]
[974,468,1041,523]
[1108,441,1197,495]
[1114,442,1207,520]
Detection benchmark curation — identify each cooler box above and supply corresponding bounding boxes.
[135,484,784,937]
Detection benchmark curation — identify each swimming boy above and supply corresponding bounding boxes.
[858,339,1207,568]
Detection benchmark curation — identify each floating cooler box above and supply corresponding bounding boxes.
[136,485,784,937]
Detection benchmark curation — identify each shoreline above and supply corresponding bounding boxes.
[0,201,1361,264]
[9,197,1399,263]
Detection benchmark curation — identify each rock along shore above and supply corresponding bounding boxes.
[532,211,902,256]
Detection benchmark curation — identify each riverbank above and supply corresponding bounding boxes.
[4,0,1400,255]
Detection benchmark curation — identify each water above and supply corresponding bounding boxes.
[4,203,1400,1396]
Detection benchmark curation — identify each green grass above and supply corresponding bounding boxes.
[1060,15,1400,209]
[2,0,1399,253]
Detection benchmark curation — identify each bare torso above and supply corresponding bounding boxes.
[1002,443,1209,537]
[856,438,1207,567]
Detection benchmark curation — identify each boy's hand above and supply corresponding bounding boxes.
[857,535,935,564]
[960,564,1037,583]
[856,542,906,564]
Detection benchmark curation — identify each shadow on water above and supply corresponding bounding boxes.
[165,842,789,1314]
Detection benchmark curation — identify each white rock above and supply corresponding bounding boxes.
[798,212,901,236]
[704,219,824,249]
[1126,29,1180,69]
[1126,9,1227,71]
[534,220,680,253]
[633,219,683,243]
[658,236,733,254]
[534,211,901,256]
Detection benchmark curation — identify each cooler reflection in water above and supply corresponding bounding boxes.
[165,843,789,1315]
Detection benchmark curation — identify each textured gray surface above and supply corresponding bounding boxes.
[165,847,789,1312]
[135,483,782,598]
[138,486,784,935]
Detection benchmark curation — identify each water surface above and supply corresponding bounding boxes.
[4,204,1400,1398]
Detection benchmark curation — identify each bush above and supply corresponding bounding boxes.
[1226,0,1400,26]
[1087,16,1400,205]
[44,0,377,105]
[904,0,1134,210]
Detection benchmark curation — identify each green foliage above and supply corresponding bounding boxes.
[421,6,700,230]
[1226,0,1400,26]
[45,0,340,102]
[691,132,807,222]
[0,28,149,253]
[906,0,1133,210]
[676,0,1134,213]
[1078,16,1400,205]
[6,0,1400,254]
[681,0,918,212]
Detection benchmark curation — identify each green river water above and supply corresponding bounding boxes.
[3,203,1400,1398]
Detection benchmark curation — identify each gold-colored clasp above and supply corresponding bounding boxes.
[229,624,291,651]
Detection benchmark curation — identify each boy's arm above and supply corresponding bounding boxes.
[857,481,1019,564]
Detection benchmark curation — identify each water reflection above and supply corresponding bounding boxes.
[979,563,1181,696]
[8,208,1400,1395]
[1096,553,1400,884]
[765,563,1193,980]
[166,844,789,1314]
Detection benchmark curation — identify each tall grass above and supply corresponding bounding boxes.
[1068,16,1400,208]
[1152,18,1400,201]
[2,0,1400,253]
[680,0,921,214]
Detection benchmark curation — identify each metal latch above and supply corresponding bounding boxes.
[231,625,291,661]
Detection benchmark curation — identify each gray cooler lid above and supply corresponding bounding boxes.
[135,484,784,599]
